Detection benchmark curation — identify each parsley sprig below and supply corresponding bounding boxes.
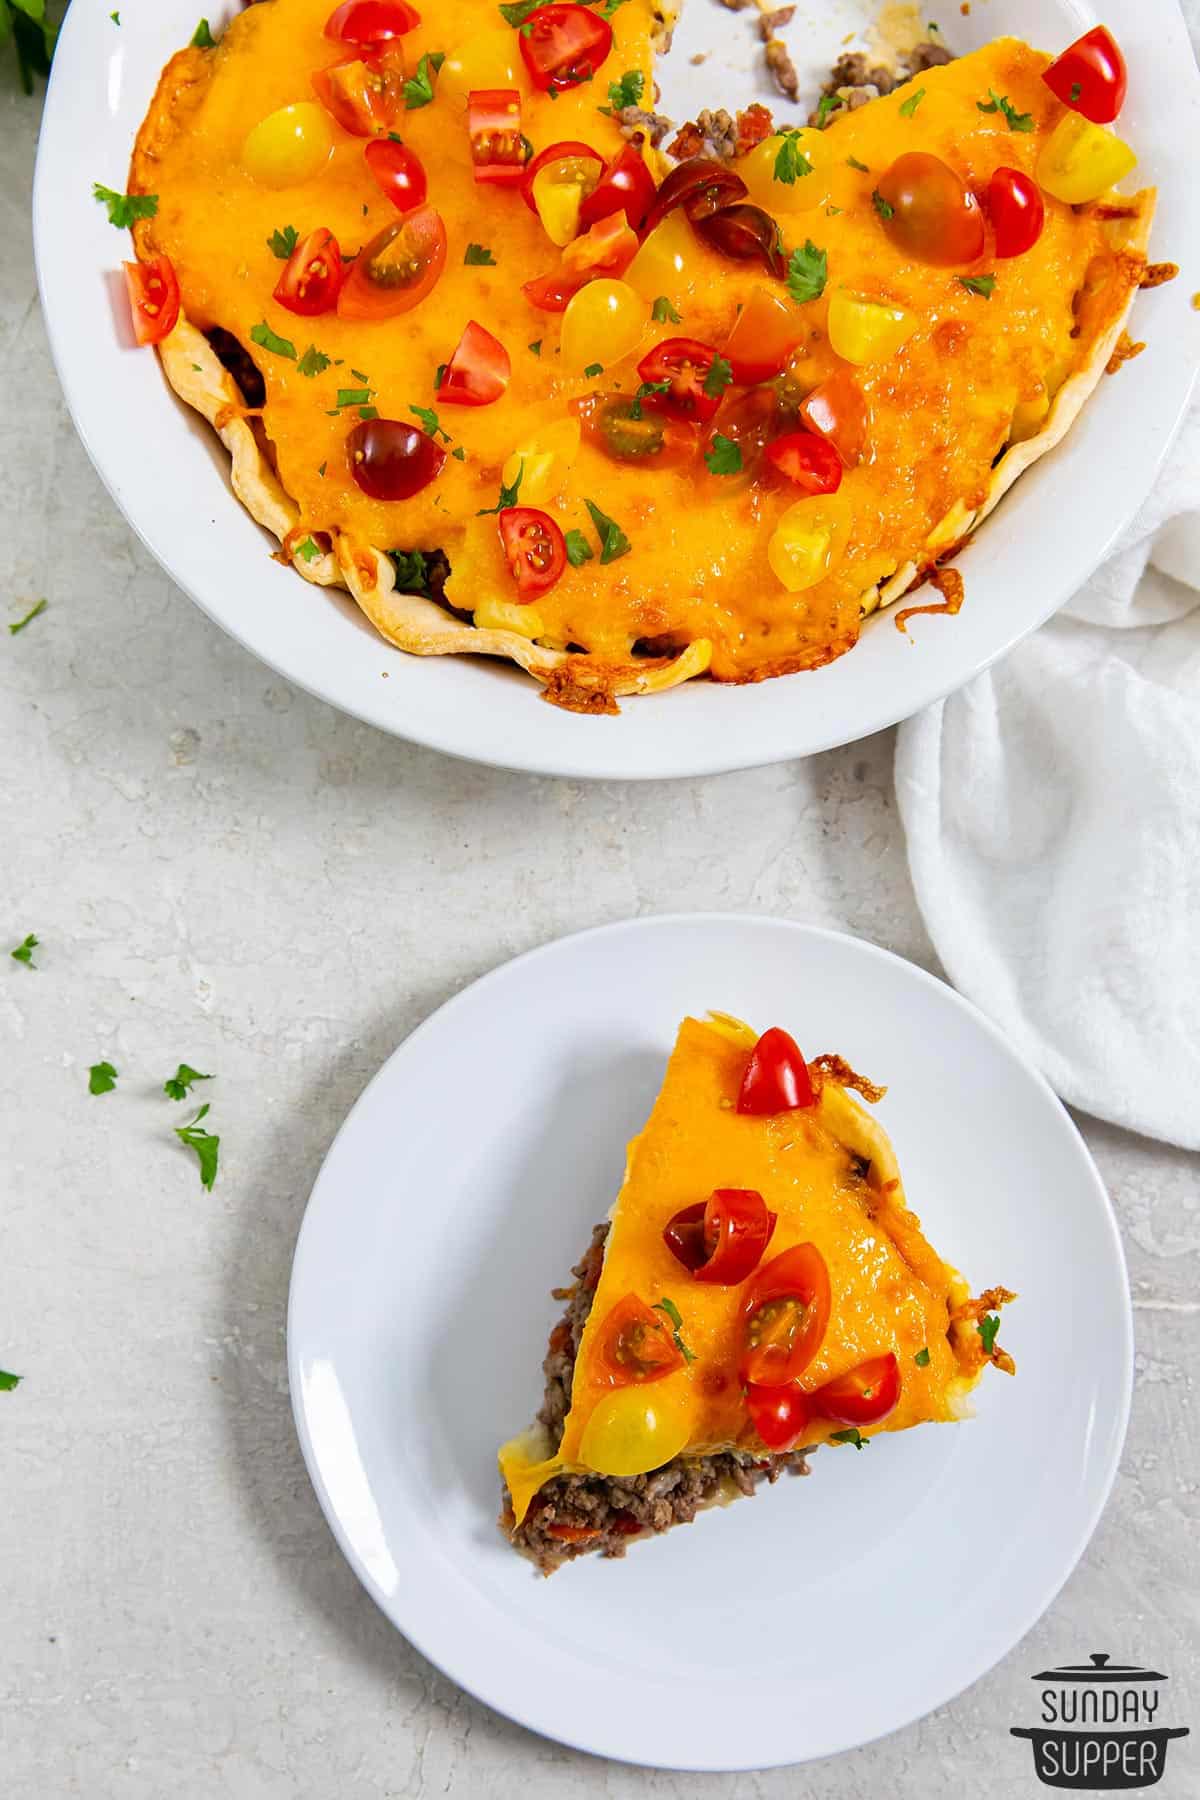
[773,130,814,185]
[584,498,631,564]
[977,1313,1001,1355]
[704,433,742,476]
[163,1064,212,1102]
[88,1061,119,1096]
[976,88,1034,132]
[651,295,682,324]
[404,50,444,109]
[477,461,524,516]
[93,183,158,228]
[9,933,37,968]
[604,68,644,111]
[175,1104,220,1191]
[267,225,299,260]
[0,1370,20,1392]
[958,273,997,298]
[786,239,827,304]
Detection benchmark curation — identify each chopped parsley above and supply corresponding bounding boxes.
[9,934,37,968]
[191,17,215,47]
[786,238,827,304]
[898,86,926,117]
[815,94,844,128]
[846,155,870,173]
[976,88,1034,132]
[498,0,539,22]
[703,352,733,399]
[600,0,629,14]
[564,529,593,567]
[358,405,378,419]
[88,1061,119,1095]
[175,1104,220,1192]
[464,242,496,266]
[583,361,604,378]
[403,50,444,110]
[297,345,331,378]
[451,445,466,461]
[249,320,297,361]
[914,1346,931,1368]
[830,1427,868,1449]
[267,225,299,260]
[477,461,524,515]
[704,433,742,476]
[350,367,370,382]
[872,188,895,221]
[605,68,644,111]
[826,204,844,217]
[93,184,158,228]
[0,1371,20,1392]
[528,338,543,355]
[653,1297,696,1363]
[651,295,682,324]
[389,549,430,591]
[584,497,631,564]
[317,461,327,478]
[8,598,47,635]
[410,403,450,442]
[958,273,997,298]
[163,1063,212,1101]
[295,536,323,561]
[110,10,120,21]
[337,386,373,408]
[627,378,670,420]
[774,131,814,185]
[977,1313,1001,1355]
[1070,80,1082,103]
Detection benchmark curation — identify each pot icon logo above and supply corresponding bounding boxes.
[1011,1652,1189,1789]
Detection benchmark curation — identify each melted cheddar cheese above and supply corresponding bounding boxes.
[133,7,1146,685]
[501,1015,1006,1526]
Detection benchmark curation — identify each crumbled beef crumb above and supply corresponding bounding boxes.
[764,37,800,102]
[808,39,954,125]
[759,5,795,38]
[615,103,673,148]
[205,328,265,409]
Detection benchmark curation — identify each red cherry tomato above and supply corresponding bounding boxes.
[1042,25,1127,124]
[272,227,344,317]
[635,337,726,425]
[312,43,407,136]
[745,1381,812,1452]
[694,203,785,278]
[522,211,637,311]
[578,142,657,234]
[364,138,428,210]
[593,1293,686,1386]
[337,206,447,319]
[518,4,613,95]
[324,0,420,45]
[498,507,567,600]
[439,320,511,407]
[739,1243,831,1388]
[663,1189,777,1285]
[737,1026,815,1116]
[347,417,445,499]
[873,152,985,267]
[643,157,747,236]
[812,1352,901,1427]
[799,371,868,468]
[521,139,604,212]
[122,254,180,346]
[723,287,804,384]
[765,430,844,495]
[987,165,1045,259]
[468,89,528,187]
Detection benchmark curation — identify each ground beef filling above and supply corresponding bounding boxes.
[503,1223,812,1572]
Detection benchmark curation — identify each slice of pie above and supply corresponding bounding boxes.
[499,1013,1014,1571]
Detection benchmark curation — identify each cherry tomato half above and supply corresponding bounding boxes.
[766,430,843,495]
[521,140,604,211]
[337,205,447,319]
[312,43,407,137]
[498,506,567,600]
[987,165,1045,259]
[324,0,420,45]
[468,88,528,187]
[739,1243,831,1388]
[347,417,445,499]
[578,142,657,234]
[663,1189,777,1285]
[593,1293,686,1386]
[811,1352,901,1427]
[123,254,180,346]
[1042,25,1127,125]
[737,1026,815,1116]
[724,286,804,384]
[272,226,344,316]
[745,1381,812,1452]
[518,4,613,95]
[873,152,985,268]
[522,211,637,312]
[636,336,726,425]
[799,371,868,469]
[440,319,511,407]
[694,203,786,278]
[642,157,748,236]
[364,137,428,210]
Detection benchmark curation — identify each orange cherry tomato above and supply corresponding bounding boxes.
[440,319,511,407]
[593,1293,686,1386]
[724,287,804,384]
[987,166,1045,259]
[765,430,843,495]
[812,1352,901,1427]
[578,142,657,235]
[521,140,604,211]
[312,42,407,137]
[522,211,637,312]
[468,88,528,187]
[1042,25,1126,125]
[337,206,447,319]
[364,138,428,210]
[737,1026,815,1115]
[347,417,445,499]
[518,4,613,95]
[325,1,420,45]
[273,226,344,316]
[636,337,726,425]
[745,1381,812,1451]
[873,152,985,267]
[739,1244,831,1388]
[799,371,868,469]
[122,254,180,346]
[663,1189,777,1285]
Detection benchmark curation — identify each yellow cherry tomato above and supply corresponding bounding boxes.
[501,417,581,501]
[740,130,831,214]
[767,493,853,592]
[624,210,696,310]
[531,160,591,247]
[474,597,547,639]
[560,279,647,373]
[1036,112,1137,205]
[579,1386,693,1478]
[827,290,917,365]
[439,28,528,109]
[241,103,334,188]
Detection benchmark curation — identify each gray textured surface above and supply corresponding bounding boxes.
[2,16,1198,1794]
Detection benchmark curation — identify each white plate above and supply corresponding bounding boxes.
[287,915,1132,1770]
[35,2,1200,780]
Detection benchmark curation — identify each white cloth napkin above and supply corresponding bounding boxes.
[895,404,1200,1150]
